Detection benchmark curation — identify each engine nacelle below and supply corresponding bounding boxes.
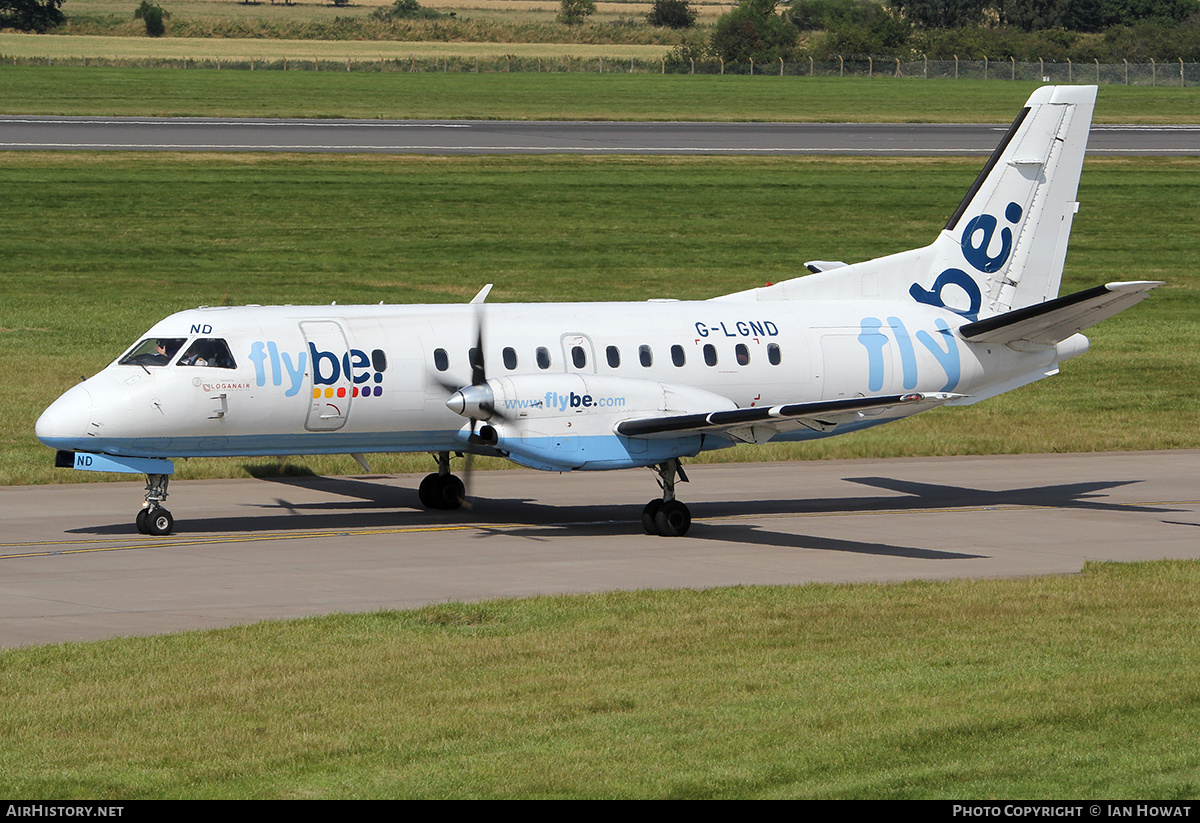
[449,374,737,471]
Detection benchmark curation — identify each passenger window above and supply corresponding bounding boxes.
[434,348,449,371]
[119,337,186,367]
[606,346,620,368]
[372,349,388,372]
[768,343,781,365]
[572,346,587,369]
[671,345,685,367]
[176,338,237,369]
[503,347,518,370]
[736,343,750,366]
[639,345,653,367]
[536,347,551,370]
[703,344,718,366]
[469,347,482,373]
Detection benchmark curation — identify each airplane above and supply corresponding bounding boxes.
[35,85,1162,538]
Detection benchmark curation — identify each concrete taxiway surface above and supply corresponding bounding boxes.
[1,450,1197,649]
[1,117,1197,155]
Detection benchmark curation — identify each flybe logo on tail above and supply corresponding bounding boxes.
[247,342,385,398]
[909,201,1023,322]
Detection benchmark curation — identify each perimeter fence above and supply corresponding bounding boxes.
[4,53,1198,85]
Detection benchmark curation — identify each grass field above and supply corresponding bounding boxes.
[1,67,1198,121]
[3,559,1200,798]
[0,32,673,60]
[55,0,718,26]
[4,152,1198,486]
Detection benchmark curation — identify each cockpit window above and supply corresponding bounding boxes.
[119,338,186,367]
[176,338,237,369]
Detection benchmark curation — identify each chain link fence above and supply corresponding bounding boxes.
[4,53,1197,85]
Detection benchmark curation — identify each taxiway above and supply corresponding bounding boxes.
[2,450,1197,648]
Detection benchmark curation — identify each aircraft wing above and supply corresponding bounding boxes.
[958,281,1164,347]
[615,392,961,442]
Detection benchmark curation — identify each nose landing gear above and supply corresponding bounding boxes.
[642,458,692,537]
[136,473,174,535]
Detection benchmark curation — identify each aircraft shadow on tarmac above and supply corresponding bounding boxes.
[68,473,1178,559]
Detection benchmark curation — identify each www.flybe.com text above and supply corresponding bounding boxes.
[504,392,626,412]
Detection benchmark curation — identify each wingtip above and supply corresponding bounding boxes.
[1104,280,1166,294]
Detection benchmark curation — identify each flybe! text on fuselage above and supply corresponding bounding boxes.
[246,341,384,398]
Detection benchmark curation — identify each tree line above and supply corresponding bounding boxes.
[672,0,1200,65]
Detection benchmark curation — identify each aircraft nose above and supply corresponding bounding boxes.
[35,383,94,449]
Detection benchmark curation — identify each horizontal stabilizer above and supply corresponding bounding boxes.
[616,392,961,441]
[958,280,1163,347]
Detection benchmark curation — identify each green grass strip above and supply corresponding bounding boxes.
[3,560,1200,798]
[0,66,1197,121]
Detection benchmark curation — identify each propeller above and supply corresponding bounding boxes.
[438,310,508,438]
[432,292,510,507]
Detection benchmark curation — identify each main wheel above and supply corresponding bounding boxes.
[145,507,174,536]
[654,500,691,537]
[641,499,663,535]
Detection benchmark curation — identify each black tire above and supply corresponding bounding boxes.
[418,473,439,509]
[641,499,663,535]
[135,508,150,534]
[146,508,174,536]
[654,500,691,537]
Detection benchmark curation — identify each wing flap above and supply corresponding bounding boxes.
[958,280,1163,347]
[615,392,961,440]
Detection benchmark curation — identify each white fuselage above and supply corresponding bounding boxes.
[35,297,1075,471]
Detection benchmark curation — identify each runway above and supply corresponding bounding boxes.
[1,117,1198,155]
[2,450,1197,648]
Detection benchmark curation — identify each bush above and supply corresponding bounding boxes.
[786,0,889,30]
[887,0,988,28]
[1103,18,1200,61]
[647,0,697,29]
[133,0,168,36]
[557,0,596,25]
[0,0,65,31]
[369,0,442,19]
[663,34,711,68]
[819,18,913,58]
[795,1,912,58]
[710,0,800,63]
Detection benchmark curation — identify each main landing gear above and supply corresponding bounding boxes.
[418,451,466,511]
[642,458,692,537]
[136,473,174,536]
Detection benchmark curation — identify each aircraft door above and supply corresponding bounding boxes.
[560,334,596,374]
[300,320,353,431]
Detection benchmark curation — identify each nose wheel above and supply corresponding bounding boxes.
[136,505,174,536]
[642,459,692,537]
[135,473,174,535]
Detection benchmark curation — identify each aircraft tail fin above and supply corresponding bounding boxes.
[926,84,1097,318]
[721,86,1098,320]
